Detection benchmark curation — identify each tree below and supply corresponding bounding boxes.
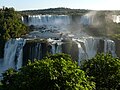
[0,7,29,57]
[1,54,95,90]
[81,53,120,90]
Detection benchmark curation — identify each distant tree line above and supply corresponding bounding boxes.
[20,7,90,15]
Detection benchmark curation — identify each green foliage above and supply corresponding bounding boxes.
[81,53,120,90]
[0,7,28,40]
[0,7,29,57]
[111,34,120,40]
[1,53,95,90]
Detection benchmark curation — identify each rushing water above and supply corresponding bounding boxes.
[3,38,26,70]
[22,15,71,26]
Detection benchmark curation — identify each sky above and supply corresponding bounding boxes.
[0,0,120,11]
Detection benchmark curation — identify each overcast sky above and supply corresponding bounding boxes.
[0,0,120,11]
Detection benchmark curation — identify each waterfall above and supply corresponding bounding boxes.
[83,37,99,59]
[22,14,95,26]
[0,37,116,78]
[51,44,56,54]
[22,15,71,26]
[73,37,116,65]
[48,39,62,54]
[3,38,26,70]
[73,37,99,65]
[16,39,26,69]
[73,39,86,65]
[104,39,116,57]
[56,42,62,53]
[2,37,116,70]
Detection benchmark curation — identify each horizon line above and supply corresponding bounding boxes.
[1,6,120,11]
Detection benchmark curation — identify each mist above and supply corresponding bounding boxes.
[74,10,120,37]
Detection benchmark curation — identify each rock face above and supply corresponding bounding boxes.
[62,40,78,61]
[23,40,50,66]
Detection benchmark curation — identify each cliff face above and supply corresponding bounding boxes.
[23,40,50,66]
[62,40,78,61]
[22,38,117,66]
[97,39,104,53]
[23,39,79,65]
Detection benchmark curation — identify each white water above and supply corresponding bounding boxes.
[0,37,116,78]
[3,38,26,71]
[22,14,95,26]
[73,37,116,65]
[48,39,62,54]
[24,15,71,26]
[104,39,116,57]
[73,37,99,65]
[73,40,86,65]
[83,37,99,59]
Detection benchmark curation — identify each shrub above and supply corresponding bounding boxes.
[81,53,120,90]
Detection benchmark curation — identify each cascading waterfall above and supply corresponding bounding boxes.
[73,37,116,65]
[51,44,56,54]
[3,38,26,70]
[22,14,94,26]
[83,37,99,59]
[73,39,86,65]
[104,39,116,57]
[16,39,26,69]
[1,15,117,76]
[22,15,71,26]
[73,37,99,65]
[2,37,116,73]
[48,39,62,54]
[55,42,62,53]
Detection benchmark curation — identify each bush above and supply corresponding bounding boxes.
[1,53,95,90]
[81,53,120,90]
